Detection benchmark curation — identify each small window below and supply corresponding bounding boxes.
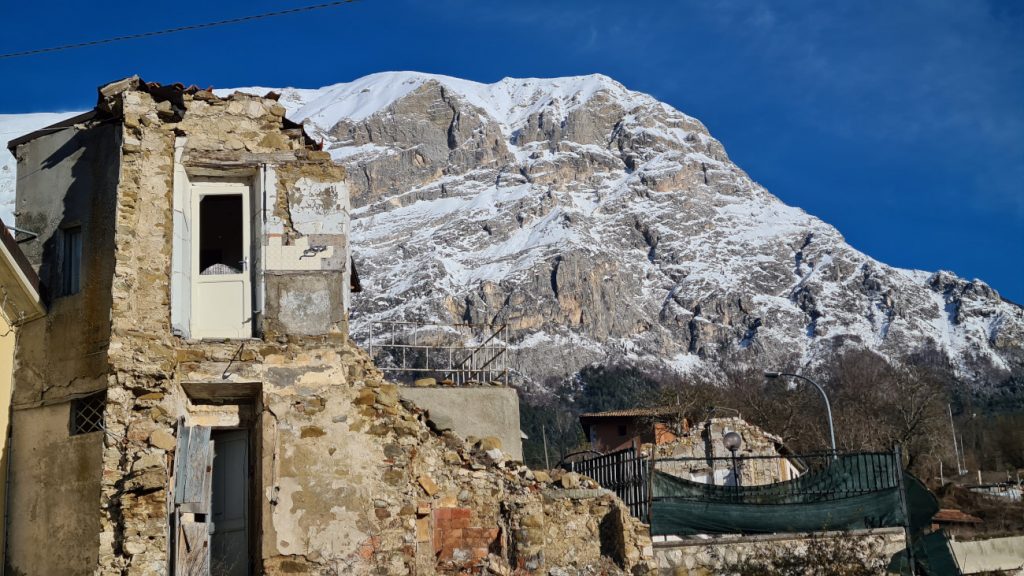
[60,226,82,295]
[70,392,105,435]
[617,424,628,437]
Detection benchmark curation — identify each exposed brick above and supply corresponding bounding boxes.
[450,517,470,530]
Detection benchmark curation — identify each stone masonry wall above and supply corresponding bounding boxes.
[654,417,794,486]
[79,81,654,576]
[97,336,656,575]
[654,528,906,576]
[93,82,351,573]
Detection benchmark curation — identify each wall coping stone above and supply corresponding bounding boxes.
[652,527,905,549]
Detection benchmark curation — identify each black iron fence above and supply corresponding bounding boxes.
[562,447,650,521]
[651,451,901,503]
[561,449,903,523]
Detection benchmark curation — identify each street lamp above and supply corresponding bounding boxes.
[764,371,837,455]
[723,431,743,487]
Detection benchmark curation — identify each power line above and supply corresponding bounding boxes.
[0,1,359,60]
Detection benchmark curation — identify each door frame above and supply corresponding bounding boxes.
[172,393,263,576]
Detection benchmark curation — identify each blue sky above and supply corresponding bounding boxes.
[2,0,1022,301]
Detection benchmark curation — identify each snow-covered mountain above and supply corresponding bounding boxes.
[3,73,1022,389]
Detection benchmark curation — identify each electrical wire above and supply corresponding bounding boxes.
[0,0,360,60]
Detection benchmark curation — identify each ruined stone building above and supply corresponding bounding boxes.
[580,408,800,486]
[4,77,653,576]
[650,416,802,486]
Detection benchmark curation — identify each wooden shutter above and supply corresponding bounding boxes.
[171,419,213,576]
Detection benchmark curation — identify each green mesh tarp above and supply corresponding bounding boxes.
[889,476,961,576]
[889,531,962,576]
[650,454,907,536]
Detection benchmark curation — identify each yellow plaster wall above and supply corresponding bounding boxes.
[0,314,12,567]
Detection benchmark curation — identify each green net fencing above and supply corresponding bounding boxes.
[650,452,959,574]
[650,453,907,535]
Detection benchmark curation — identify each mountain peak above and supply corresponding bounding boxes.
[227,71,660,139]
[2,73,1021,391]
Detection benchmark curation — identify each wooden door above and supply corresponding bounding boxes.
[172,422,213,576]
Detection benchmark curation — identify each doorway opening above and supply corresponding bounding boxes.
[211,428,251,576]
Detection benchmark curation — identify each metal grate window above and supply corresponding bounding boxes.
[70,392,105,435]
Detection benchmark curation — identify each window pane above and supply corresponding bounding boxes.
[199,195,244,275]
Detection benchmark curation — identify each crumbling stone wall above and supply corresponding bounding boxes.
[94,335,656,576]
[8,79,655,576]
[654,417,795,486]
[510,485,653,573]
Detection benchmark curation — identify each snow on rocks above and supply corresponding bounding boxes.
[3,72,1021,390]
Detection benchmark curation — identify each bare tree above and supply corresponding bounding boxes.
[653,348,951,474]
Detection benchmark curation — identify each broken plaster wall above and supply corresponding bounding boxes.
[6,114,122,576]
[398,386,524,461]
[174,346,656,576]
[79,85,349,575]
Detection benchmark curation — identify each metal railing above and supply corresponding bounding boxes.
[652,451,900,503]
[364,321,509,386]
[563,446,650,521]
[561,449,902,522]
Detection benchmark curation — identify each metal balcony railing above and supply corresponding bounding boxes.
[364,321,509,386]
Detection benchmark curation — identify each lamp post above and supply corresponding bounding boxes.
[764,371,837,455]
[723,431,742,487]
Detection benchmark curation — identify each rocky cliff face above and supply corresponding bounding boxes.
[4,73,1022,389]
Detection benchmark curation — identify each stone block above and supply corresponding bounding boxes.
[521,514,544,528]
[354,389,376,406]
[148,429,177,451]
[300,426,326,438]
[477,436,502,451]
[415,517,431,542]
[377,384,399,406]
[418,474,440,496]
